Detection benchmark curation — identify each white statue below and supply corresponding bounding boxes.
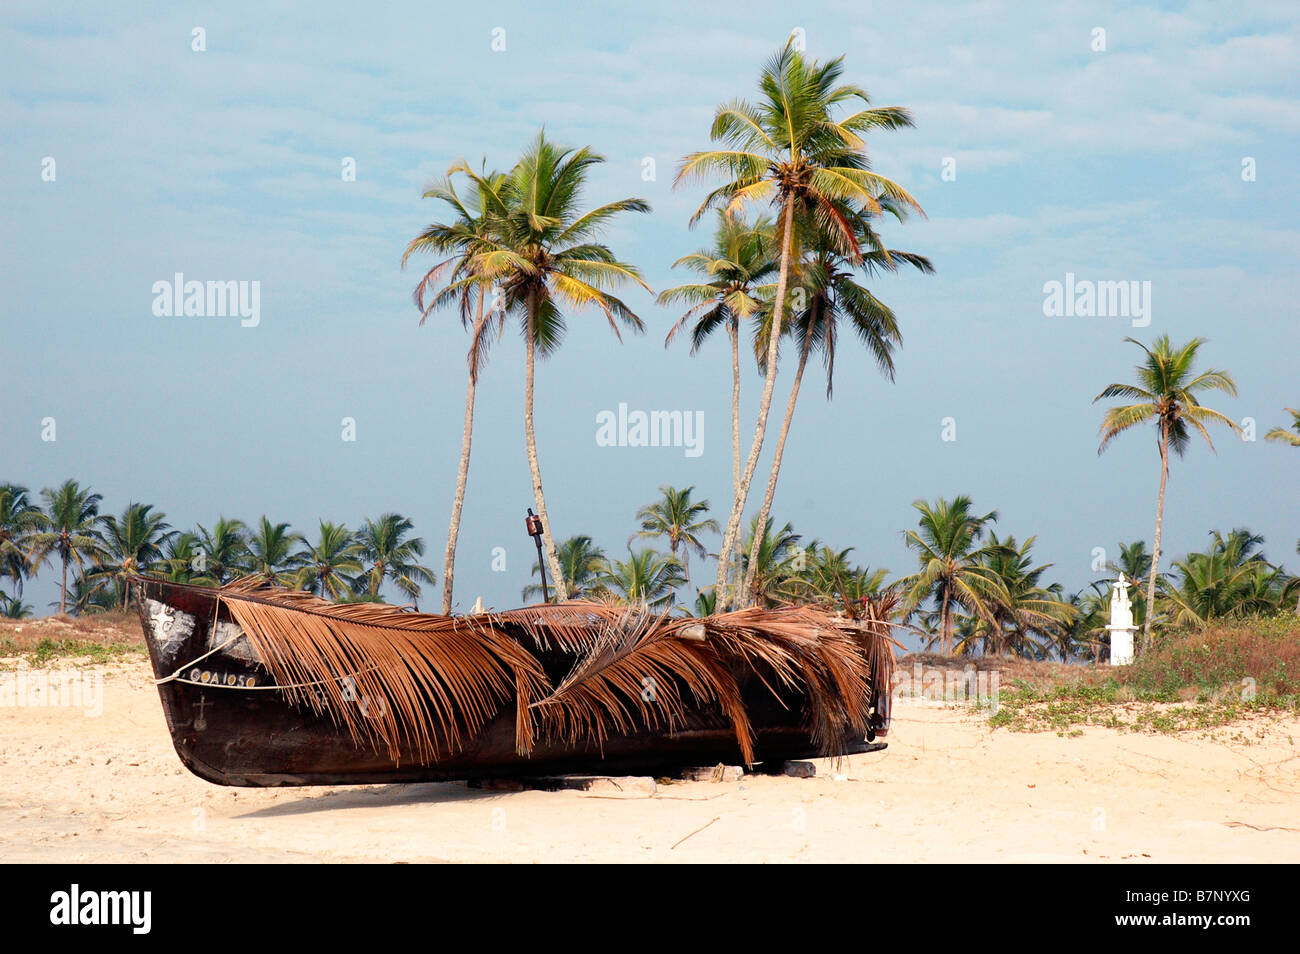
[1105,573,1136,665]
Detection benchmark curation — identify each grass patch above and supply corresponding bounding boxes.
[0,610,146,666]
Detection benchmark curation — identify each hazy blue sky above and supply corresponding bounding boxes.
[2,1,1297,616]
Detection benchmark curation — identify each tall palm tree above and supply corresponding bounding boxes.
[522,534,606,602]
[900,496,1003,656]
[294,521,363,600]
[593,548,686,609]
[741,204,931,602]
[1265,407,1300,446]
[737,515,803,608]
[195,517,249,584]
[246,517,306,585]
[31,479,105,614]
[0,483,44,597]
[474,130,650,599]
[1095,335,1239,651]
[659,212,776,500]
[355,512,436,606]
[635,485,719,585]
[93,503,174,609]
[678,42,922,608]
[404,161,511,614]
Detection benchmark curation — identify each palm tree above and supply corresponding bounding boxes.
[780,542,889,607]
[63,574,121,616]
[1095,335,1239,651]
[30,479,105,614]
[692,589,718,617]
[1291,540,1300,614]
[473,130,651,599]
[0,484,44,597]
[0,592,34,619]
[1265,407,1300,447]
[157,531,213,584]
[404,161,511,614]
[677,42,922,608]
[1158,528,1280,625]
[93,503,174,609]
[740,204,932,601]
[246,517,306,585]
[522,534,606,602]
[593,548,686,609]
[355,513,436,606]
[635,485,719,585]
[737,515,803,608]
[900,496,1003,656]
[195,517,249,584]
[294,521,363,600]
[1066,582,1111,662]
[954,533,1075,658]
[659,212,776,502]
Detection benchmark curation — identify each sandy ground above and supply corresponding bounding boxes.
[2,656,1298,863]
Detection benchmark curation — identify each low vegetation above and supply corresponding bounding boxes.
[983,616,1300,735]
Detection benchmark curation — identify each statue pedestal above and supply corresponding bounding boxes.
[1107,624,1135,666]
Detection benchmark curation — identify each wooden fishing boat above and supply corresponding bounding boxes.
[131,576,895,787]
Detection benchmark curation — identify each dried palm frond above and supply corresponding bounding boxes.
[216,580,548,762]
[857,588,902,713]
[680,605,880,755]
[494,600,624,653]
[529,605,755,763]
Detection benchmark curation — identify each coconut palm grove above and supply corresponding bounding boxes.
[3,43,1297,666]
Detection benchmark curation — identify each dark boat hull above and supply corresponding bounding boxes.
[134,578,883,786]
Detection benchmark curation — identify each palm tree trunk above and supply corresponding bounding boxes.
[1142,427,1170,653]
[60,553,68,615]
[714,198,795,610]
[741,324,813,602]
[524,293,569,600]
[674,538,690,585]
[727,319,741,500]
[941,591,952,657]
[441,291,489,614]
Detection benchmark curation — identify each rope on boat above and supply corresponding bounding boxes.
[152,633,246,685]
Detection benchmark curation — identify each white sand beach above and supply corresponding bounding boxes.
[3,657,1297,864]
